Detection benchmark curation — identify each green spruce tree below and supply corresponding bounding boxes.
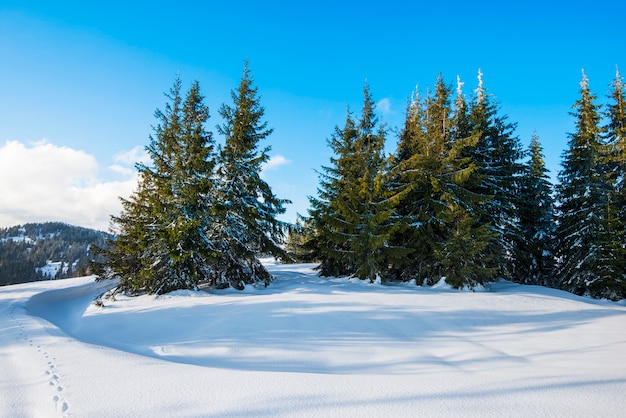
[515,133,555,286]
[308,83,397,282]
[603,67,626,295]
[468,70,524,280]
[388,75,496,288]
[307,109,360,277]
[211,62,290,289]
[554,70,622,299]
[96,78,218,294]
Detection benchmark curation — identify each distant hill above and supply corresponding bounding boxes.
[0,222,112,286]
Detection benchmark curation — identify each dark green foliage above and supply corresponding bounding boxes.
[211,62,290,289]
[514,133,555,285]
[434,209,497,289]
[95,78,219,294]
[467,70,524,280]
[602,68,626,296]
[284,219,317,263]
[388,75,496,288]
[308,83,399,282]
[0,222,110,286]
[307,109,360,277]
[554,71,624,300]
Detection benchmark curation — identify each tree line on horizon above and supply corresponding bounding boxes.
[0,222,110,286]
[94,63,626,300]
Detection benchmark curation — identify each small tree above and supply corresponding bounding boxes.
[515,133,555,286]
[307,109,360,277]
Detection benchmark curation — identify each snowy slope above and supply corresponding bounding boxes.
[1,260,625,417]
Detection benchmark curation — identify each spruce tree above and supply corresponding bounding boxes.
[603,67,626,294]
[211,62,290,289]
[96,78,218,294]
[385,87,431,281]
[388,75,496,288]
[307,109,360,277]
[348,84,397,282]
[554,70,622,299]
[467,69,524,280]
[515,133,555,286]
[308,83,397,281]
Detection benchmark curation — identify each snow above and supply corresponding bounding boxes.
[36,261,66,279]
[1,260,626,417]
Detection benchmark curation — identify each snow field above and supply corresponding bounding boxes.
[1,260,625,417]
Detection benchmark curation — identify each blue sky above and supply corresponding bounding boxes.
[1,1,624,230]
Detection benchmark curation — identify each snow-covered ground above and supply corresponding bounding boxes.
[1,260,625,417]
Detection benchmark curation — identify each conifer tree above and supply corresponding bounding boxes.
[284,219,317,263]
[308,83,397,281]
[388,75,496,288]
[603,67,626,293]
[385,87,431,281]
[515,133,555,286]
[307,109,359,277]
[211,62,290,289]
[467,69,524,280]
[96,78,218,294]
[348,84,397,282]
[554,70,622,299]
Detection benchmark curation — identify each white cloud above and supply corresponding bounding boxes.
[262,155,290,171]
[376,98,392,114]
[0,140,138,231]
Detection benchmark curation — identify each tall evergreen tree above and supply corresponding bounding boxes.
[554,70,622,299]
[96,78,218,294]
[604,67,626,291]
[211,62,290,289]
[308,83,396,281]
[467,69,524,280]
[388,75,496,288]
[307,109,359,277]
[515,132,555,286]
[347,83,397,282]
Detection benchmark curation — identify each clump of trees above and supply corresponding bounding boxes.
[93,63,290,295]
[95,62,625,301]
[296,69,626,300]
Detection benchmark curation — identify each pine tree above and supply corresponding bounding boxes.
[467,69,524,280]
[603,67,626,295]
[348,84,397,282]
[284,219,317,263]
[554,70,622,299]
[211,62,290,289]
[95,78,218,294]
[515,133,555,286]
[308,83,397,282]
[388,75,496,288]
[307,109,360,277]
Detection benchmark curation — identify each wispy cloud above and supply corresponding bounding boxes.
[0,140,138,231]
[376,98,392,114]
[113,145,149,166]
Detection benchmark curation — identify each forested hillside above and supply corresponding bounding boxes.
[0,222,111,286]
